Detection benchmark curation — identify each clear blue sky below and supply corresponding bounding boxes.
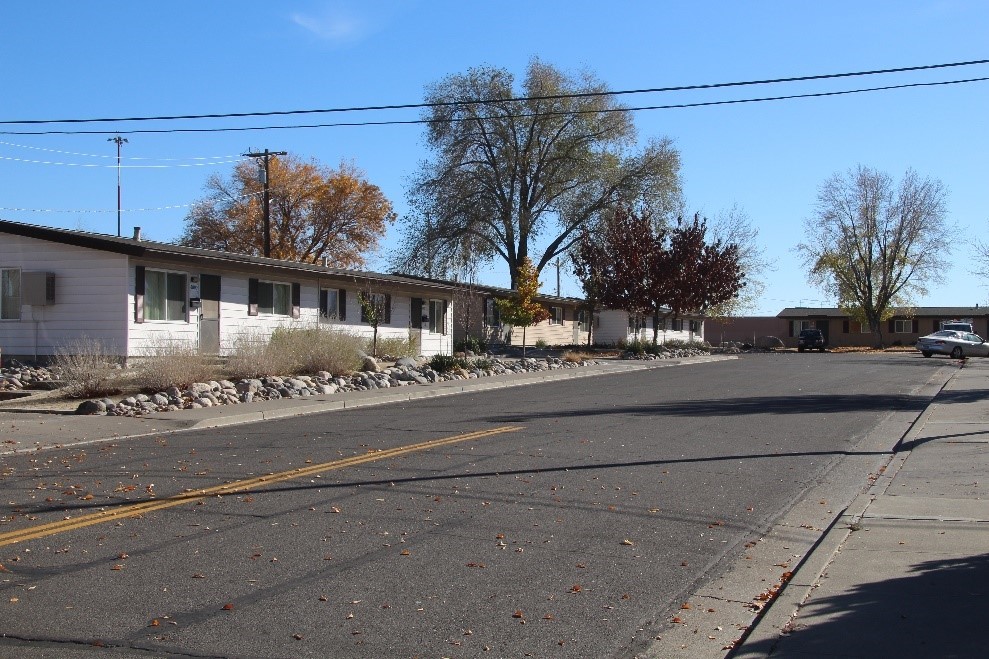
[3,1,987,314]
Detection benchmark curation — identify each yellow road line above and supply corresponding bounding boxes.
[0,426,522,548]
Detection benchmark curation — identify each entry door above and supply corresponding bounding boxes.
[199,274,221,354]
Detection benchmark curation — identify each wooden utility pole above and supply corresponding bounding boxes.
[243,149,287,257]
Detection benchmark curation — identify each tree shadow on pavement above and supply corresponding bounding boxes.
[482,393,931,423]
[730,552,989,658]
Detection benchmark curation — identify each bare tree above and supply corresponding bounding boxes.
[797,166,951,346]
[392,59,682,286]
[707,204,770,318]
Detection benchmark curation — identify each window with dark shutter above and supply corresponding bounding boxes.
[411,297,422,327]
[339,289,347,321]
[291,283,301,319]
[134,266,145,323]
[248,278,259,316]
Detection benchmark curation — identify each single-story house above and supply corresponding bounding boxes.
[393,277,592,348]
[703,316,789,347]
[0,219,459,362]
[594,309,706,346]
[777,306,989,348]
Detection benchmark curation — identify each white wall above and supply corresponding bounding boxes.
[0,235,129,359]
[594,310,705,345]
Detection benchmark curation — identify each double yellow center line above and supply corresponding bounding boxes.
[0,426,522,548]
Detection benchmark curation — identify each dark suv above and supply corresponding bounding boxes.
[797,328,826,352]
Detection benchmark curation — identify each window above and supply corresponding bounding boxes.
[550,306,563,325]
[689,320,701,333]
[145,270,187,321]
[894,319,915,334]
[577,310,590,333]
[359,293,391,324]
[320,288,341,320]
[672,318,684,332]
[258,281,291,316]
[1,268,20,320]
[628,314,646,333]
[429,299,447,334]
[790,319,814,336]
[484,297,501,326]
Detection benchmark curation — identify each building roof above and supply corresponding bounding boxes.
[0,219,457,293]
[778,306,989,319]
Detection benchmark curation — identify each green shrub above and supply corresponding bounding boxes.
[132,340,220,392]
[534,338,549,349]
[472,357,494,371]
[52,337,125,399]
[428,354,471,373]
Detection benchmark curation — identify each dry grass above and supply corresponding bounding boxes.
[225,326,365,379]
[52,337,126,399]
[562,350,594,363]
[373,333,420,359]
[131,340,221,392]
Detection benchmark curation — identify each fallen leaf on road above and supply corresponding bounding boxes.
[222,603,234,611]
[621,539,634,546]
[512,610,524,619]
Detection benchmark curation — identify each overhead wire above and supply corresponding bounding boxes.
[2,76,985,136]
[1,57,987,126]
[0,141,247,161]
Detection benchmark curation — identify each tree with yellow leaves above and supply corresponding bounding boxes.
[496,257,550,355]
[181,154,396,268]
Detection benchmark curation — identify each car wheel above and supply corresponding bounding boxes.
[922,351,932,358]
[951,346,963,359]
[820,347,826,352]
[798,347,804,353]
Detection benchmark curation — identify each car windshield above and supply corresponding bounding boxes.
[800,330,821,336]
[930,330,961,338]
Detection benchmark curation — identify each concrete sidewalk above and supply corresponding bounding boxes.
[0,355,730,454]
[732,358,989,658]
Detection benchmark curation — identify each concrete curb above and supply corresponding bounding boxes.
[177,355,735,429]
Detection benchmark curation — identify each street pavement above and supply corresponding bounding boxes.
[2,352,986,658]
[732,357,989,658]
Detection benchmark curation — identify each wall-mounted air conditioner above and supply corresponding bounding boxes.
[22,272,55,306]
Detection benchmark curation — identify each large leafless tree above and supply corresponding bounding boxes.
[392,59,682,287]
[797,166,951,345]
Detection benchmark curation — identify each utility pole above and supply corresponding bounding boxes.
[551,258,562,296]
[108,136,128,237]
[243,149,287,257]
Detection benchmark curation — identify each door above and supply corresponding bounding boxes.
[199,274,221,354]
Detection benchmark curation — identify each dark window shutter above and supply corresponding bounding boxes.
[842,320,849,333]
[888,319,895,333]
[788,322,793,337]
[338,289,346,321]
[442,300,448,335]
[248,278,259,316]
[934,319,940,332]
[360,293,368,323]
[913,319,919,333]
[291,282,301,319]
[384,294,392,325]
[411,297,422,326]
[134,266,145,323]
[319,289,328,318]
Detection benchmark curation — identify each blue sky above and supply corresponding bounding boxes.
[2,1,987,314]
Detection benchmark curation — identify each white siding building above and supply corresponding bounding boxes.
[0,220,455,362]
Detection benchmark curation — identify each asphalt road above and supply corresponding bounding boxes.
[0,352,951,658]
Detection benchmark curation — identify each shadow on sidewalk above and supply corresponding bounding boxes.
[731,552,989,658]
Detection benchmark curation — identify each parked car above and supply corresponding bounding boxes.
[797,328,826,352]
[916,330,989,358]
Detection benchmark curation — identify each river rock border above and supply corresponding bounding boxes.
[73,356,604,417]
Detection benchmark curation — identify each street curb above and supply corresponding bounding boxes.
[178,355,735,429]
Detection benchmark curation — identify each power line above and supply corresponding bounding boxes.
[2,58,987,126]
[0,191,263,214]
[3,76,985,137]
[0,140,247,161]
[0,155,246,168]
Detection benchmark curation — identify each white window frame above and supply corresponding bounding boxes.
[428,299,446,334]
[320,287,341,321]
[894,319,914,334]
[484,298,500,326]
[577,310,590,333]
[258,280,291,316]
[550,306,564,325]
[145,269,187,322]
[791,319,814,335]
[1,267,21,321]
